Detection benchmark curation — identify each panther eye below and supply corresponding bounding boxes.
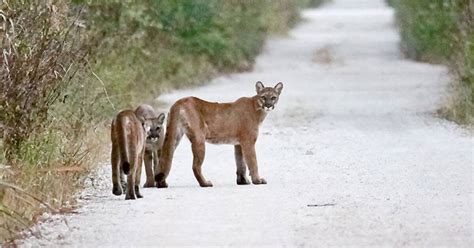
[271,96,277,101]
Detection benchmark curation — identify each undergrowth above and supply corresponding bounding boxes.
[389,0,473,125]
[0,0,325,243]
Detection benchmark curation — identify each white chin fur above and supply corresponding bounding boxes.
[263,107,273,112]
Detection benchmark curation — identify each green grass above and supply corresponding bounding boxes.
[390,0,473,125]
[1,0,320,242]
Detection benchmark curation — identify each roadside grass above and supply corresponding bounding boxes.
[389,0,473,125]
[0,122,108,242]
[0,0,327,243]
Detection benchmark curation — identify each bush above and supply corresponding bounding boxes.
[1,0,316,242]
[0,1,87,161]
[83,0,304,108]
[390,0,473,124]
[0,1,97,241]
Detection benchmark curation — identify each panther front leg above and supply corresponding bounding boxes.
[143,149,155,188]
[234,145,250,185]
[240,142,266,185]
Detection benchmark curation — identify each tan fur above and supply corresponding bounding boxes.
[110,110,149,200]
[134,104,166,188]
[155,81,283,187]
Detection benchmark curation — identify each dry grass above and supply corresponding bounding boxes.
[1,1,87,160]
[437,78,474,127]
[0,0,320,244]
[0,125,109,243]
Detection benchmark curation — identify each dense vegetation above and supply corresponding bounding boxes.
[0,0,323,243]
[388,0,473,124]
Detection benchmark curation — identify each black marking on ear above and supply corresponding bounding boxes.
[157,113,166,123]
[274,82,283,95]
[256,81,265,93]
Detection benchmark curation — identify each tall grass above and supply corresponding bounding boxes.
[1,0,321,243]
[0,1,94,241]
[85,0,305,108]
[389,0,473,125]
[1,1,87,161]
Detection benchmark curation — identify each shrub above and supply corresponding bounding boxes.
[1,0,315,242]
[0,1,87,161]
[390,0,473,124]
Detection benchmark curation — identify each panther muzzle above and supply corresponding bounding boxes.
[147,135,160,142]
[262,104,275,112]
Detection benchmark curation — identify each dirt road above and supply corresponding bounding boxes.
[23,0,472,247]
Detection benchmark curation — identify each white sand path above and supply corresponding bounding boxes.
[22,0,472,246]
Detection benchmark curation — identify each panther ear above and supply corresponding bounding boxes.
[136,115,146,126]
[157,113,165,124]
[274,82,283,95]
[143,123,151,133]
[140,118,151,132]
[256,81,265,93]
